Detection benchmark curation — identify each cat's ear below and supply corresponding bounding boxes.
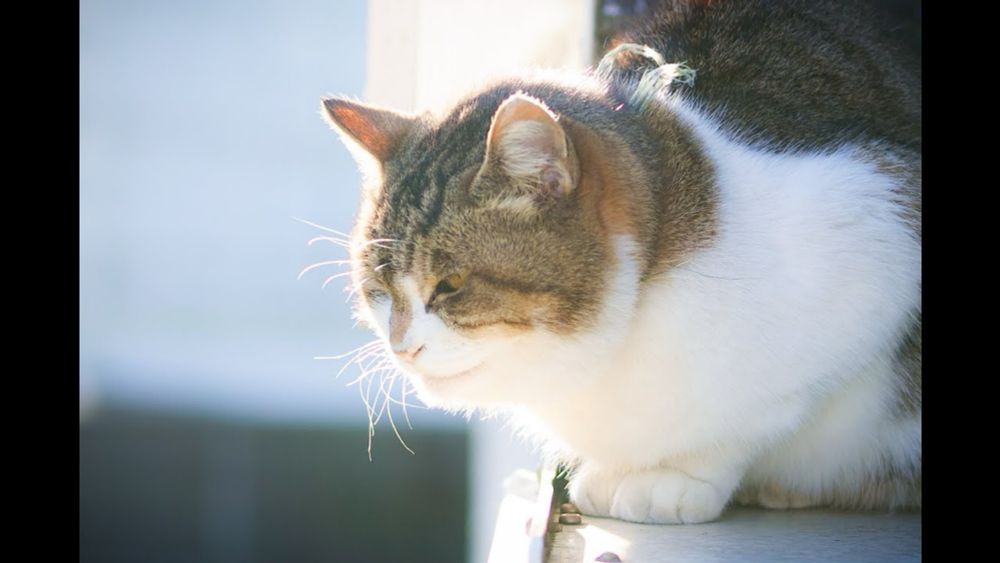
[483,93,574,199]
[321,97,416,163]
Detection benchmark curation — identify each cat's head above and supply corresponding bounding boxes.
[321,84,642,410]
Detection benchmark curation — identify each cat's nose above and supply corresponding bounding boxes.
[393,343,425,362]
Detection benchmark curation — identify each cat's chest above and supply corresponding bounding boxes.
[527,291,729,467]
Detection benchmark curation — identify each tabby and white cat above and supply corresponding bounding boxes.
[319,0,920,524]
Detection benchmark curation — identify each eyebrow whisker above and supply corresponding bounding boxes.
[292,216,353,239]
[308,235,353,247]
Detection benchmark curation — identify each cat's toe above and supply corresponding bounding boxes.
[610,469,726,524]
[673,477,725,523]
[569,468,620,516]
[609,473,656,522]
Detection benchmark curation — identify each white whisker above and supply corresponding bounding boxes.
[307,258,357,266]
[385,376,415,455]
[400,378,415,429]
[363,362,382,433]
[357,238,401,251]
[298,260,351,280]
[344,349,387,383]
[339,345,384,378]
[314,340,380,362]
[308,235,352,247]
[372,373,392,426]
[322,269,363,289]
[382,392,429,410]
[292,216,353,239]
[358,380,375,461]
[346,277,370,302]
[371,362,402,425]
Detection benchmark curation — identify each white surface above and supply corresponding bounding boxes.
[549,508,921,562]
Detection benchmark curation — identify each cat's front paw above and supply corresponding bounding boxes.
[568,466,622,517]
[609,469,728,524]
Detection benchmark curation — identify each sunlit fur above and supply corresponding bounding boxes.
[319,0,920,524]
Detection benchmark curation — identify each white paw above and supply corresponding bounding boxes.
[568,467,622,517]
[609,469,727,524]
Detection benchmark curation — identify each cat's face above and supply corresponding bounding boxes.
[323,89,639,409]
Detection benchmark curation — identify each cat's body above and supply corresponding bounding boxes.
[321,0,920,523]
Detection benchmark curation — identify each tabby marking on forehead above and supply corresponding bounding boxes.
[382,125,487,247]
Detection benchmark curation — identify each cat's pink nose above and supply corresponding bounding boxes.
[393,344,425,362]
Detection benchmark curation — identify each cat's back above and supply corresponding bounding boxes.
[612,0,921,153]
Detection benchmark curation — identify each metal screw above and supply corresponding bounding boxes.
[559,513,582,525]
[560,502,581,514]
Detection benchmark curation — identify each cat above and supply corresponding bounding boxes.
[319,0,920,524]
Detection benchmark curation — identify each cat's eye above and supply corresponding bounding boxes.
[431,273,467,304]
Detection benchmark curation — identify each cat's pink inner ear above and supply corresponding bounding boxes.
[486,93,572,195]
[322,97,415,162]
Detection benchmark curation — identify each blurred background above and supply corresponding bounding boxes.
[79,1,920,561]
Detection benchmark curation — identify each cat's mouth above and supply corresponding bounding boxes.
[418,363,483,387]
